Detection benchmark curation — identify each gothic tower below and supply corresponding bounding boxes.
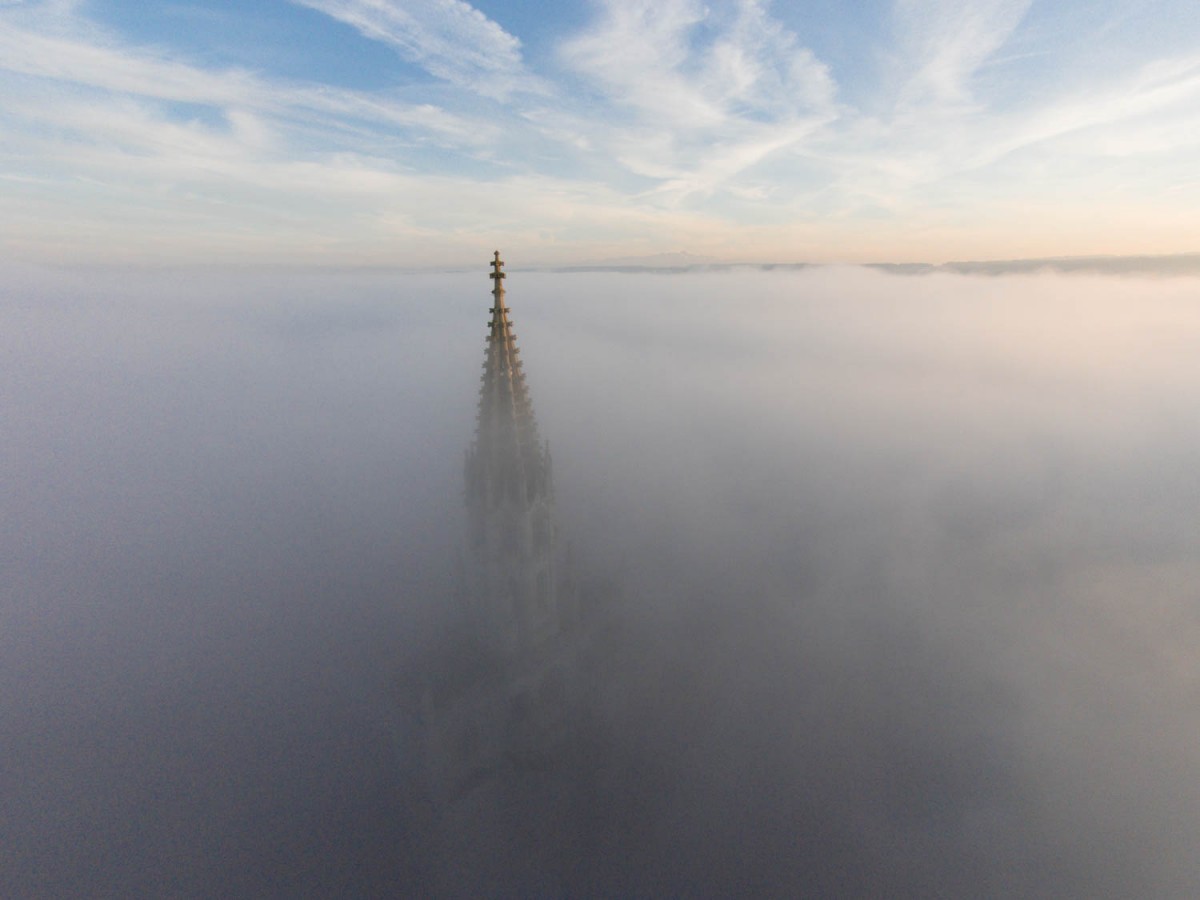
[406,253,582,797]
[463,251,559,658]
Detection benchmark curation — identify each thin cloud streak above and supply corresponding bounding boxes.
[0,21,490,146]
[892,0,1034,106]
[291,0,546,99]
[557,0,836,199]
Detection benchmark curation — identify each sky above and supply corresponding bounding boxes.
[3,264,1200,894]
[3,0,1200,266]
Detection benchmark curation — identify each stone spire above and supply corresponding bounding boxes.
[467,251,548,508]
[464,252,558,656]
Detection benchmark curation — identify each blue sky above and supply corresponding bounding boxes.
[2,0,1199,266]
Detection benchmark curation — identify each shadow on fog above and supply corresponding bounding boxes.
[2,264,1198,896]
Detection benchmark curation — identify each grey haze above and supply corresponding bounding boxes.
[2,264,1198,896]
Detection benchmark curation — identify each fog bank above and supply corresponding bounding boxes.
[2,265,1198,896]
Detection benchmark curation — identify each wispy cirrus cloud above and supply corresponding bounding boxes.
[982,54,1200,163]
[0,2,527,261]
[891,0,1033,106]
[810,0,1200,230]
[556,0,837,200]
[290,0,544,99]
[836,48,1200,208]
[0,22,492,147]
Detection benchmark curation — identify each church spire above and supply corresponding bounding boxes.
[469,251,547,509]
[464,252,558,655]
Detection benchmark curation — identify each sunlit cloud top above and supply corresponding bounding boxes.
[2,0,1199,265]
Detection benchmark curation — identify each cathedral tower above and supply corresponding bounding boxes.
[463,251,559,658]
[408,253,583,797]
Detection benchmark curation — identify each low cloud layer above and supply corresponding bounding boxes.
[2,265,1198,895]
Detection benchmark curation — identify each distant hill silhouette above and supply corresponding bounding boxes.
[869,253,1200,277]
[535,252,1200,276]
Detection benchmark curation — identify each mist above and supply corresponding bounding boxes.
[3,264,1198,897]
